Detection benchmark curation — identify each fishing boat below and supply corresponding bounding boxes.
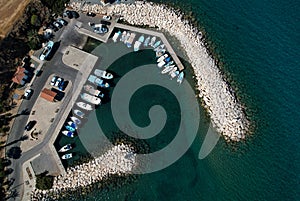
[39,41,54,61]
[76,102,93,111]
[149,36,156,47]
[70,116,81,125]
[144,36,150,47]
[81,93,101,105]
[61,153,72,160]
[162,65,176,74]
[94,69,113,79]
[134,35,144,51]
[120,31,127,42]
[112,30,121,42]
[58,144,72,152]
[65,125,75,132]
[170,70,180,79]
[73,109,85,118]
[153,40,161,48]
[157,53,168,63]
[177,71,184,84]
[88,75,110,88]
[83,84,104,98]
[62,130,75,138]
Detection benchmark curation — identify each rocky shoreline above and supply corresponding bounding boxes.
[70,0,250,141]
[31,144,136,200]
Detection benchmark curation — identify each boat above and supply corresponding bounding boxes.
[126,33,136,48]
[120,31,127,42]
[67,121,77,129]
[70,116,81,125]
[177,71,184,84]
[61,153,72,160]
[76,102,93,111]
[170,70,180,79]
[124,32,131,44]
[164,60,174,68]
[65,125,75,132]
[83,84,104,98]
[81,93,101,105]
[39,41,54,61]
[149,36,156,47]
[156,49,166,57]
[88,75,110,88]
[62,130,75,138]
[73,109,85,118]
[158,61,166,68]
[134,35,145,51]
[168,66,178,76]
[153,40,161,48]
[58,144,72,152]
[154,44,165,52]
[157,53,168,63]
[164,57,171,63]
[112,31,121,42]
[162,65,175,74]
[144,36,150,47]
[94,69,113,79]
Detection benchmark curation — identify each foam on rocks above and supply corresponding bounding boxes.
[70,1,250,141]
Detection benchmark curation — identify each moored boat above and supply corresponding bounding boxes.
[126,33,136,48]
[73,109,85,118]
[134,41,142,51]
[120,31,127,42]
[61,153,72,160]
[94,69,113,79]
[112,31,121,42]
[157,53,168,63]
[153,40,161,48]
[162,65,175,74]
[76,102,93,111]
[67,121,77,129]
[58,144,72,152]
[65,125,75,132]
[156,49,166,57]
[83,84,104,98]
[170,70,180,79]
[70,116,81,125]
[88,75,110,88]
[124,32,131,44]
[149,36,156,47]
[62,130,75,138]
[81,93,101,105]
[144,36,150,47]
[158,60,166,68]
[154,44,165,52]
[177,71,184,84]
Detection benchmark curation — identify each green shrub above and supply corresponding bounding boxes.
[36,171,54,190]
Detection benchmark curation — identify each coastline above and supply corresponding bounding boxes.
[71,1,250,142]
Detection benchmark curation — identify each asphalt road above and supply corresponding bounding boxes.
[5,15,89,200]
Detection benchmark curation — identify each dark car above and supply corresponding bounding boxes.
[58,80,68,91]
[57,18,68,26]
[53,21,63,29]
[63,10,73,19]
[25,120,36,131]
[49,24,58,32]
[71,11,79,19]
[100,20,111,26]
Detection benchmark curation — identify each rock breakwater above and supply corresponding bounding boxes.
[70,1,249,141]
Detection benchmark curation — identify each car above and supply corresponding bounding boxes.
[100,20,111,26]
[86,12,96,17]
[58,80,68,91]
[63,10,73,19]
[24,89,33,100]
[55,77,64,87]
[48,24,58,32]
[24,120,36,131]
[57,18,68,26]
[50,76,57,86]
[102,15,111,20]
[94,25,108,34]
[71,11,79,19]
[53,21,62,29]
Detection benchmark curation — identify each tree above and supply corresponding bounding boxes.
[36,171,54,190]
[6,146,22,159]
[27,29,42,50]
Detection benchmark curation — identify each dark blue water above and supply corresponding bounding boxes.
[70,0,299,200]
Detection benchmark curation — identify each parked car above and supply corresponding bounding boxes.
[57,18,68,26]
[49,24,58,32]
[100,20,111,26]
[24,89,33,100]
[53,21,62,29]
[55,77,64,87]
[71,11,79,19]
[50,76,57,86]
[102,15,111,20]
[63,10,73,19]
[25,120,36,131]
[59,80,68,91]
[86,12,96,17]
[94,25,108,34]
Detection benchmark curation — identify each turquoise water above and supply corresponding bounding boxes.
[61,0,299,200]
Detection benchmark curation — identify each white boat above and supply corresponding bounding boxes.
[83,84,104,98]
[94,69,113,79]
[134,35,145,51]
[126,33,136,48]
[112,31,121,42]
[170,70,179,79]
[153,40,161,48]
[164,60,174,67]
[81,93,101,105]
[177,71,184,84]
[168,66,178,75]
[76,102,93,111]
[62,130,75,138]
[156,49,166,57]
[162,65,175,74]
[158,61,166,68]
[58,144,72,152]
[154,44,165,52]
[144,36,150,47]
[120,31,127,42]
[149,36,156,47]
[67,121,78,129]
[61,153,72,160]
[157,53,168,63]
[88,75,110,88]
[74,109,84,118]
[124,32,131,44]
[70,116,81,125]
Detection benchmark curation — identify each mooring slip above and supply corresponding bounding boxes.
[69,1,249,141]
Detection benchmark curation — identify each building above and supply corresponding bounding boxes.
[12,66,29,85]
[40,88,57,102]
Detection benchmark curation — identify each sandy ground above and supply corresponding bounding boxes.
[0,0,32,40]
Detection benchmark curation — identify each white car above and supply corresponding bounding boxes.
[24,89,33,100]
[50,76,57,86]
[55,77,63,87]
[102,15,111,20]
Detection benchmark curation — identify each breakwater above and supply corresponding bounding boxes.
[70,1,249,141]
[31,144,136,200]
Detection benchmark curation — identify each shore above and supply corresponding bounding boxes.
[70,1,249,141]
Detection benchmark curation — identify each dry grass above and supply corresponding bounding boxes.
[0,0,32,40]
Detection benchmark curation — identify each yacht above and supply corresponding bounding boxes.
[67,121,77,129]
[124,32,131,44]
[84,84,104,98]
[153,40,161,48]
[144,36,150,47]
[62,130,75,138]
[88,75,110,88]
[65,125,75,132]
[170,70,179,79]
[162,65,176,74]
[120,31,127,42]
[154,44,165,52]
[94,69,113,79]
[76,102,93,111]
[61,153,72,160]
[70,116,81,125]
[177,72,184,84]
[58,144,72,152]
[112,30,121,42]
[81,93,101,105]
[134,35,144,51]
[156,49,166,57]
[149,36,156,47]
[158,60,166,68]
[157,53,168,63]
[73,109,85,118]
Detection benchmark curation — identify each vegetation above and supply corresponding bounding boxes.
[36,171,54,190]
[40,0,70,15]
